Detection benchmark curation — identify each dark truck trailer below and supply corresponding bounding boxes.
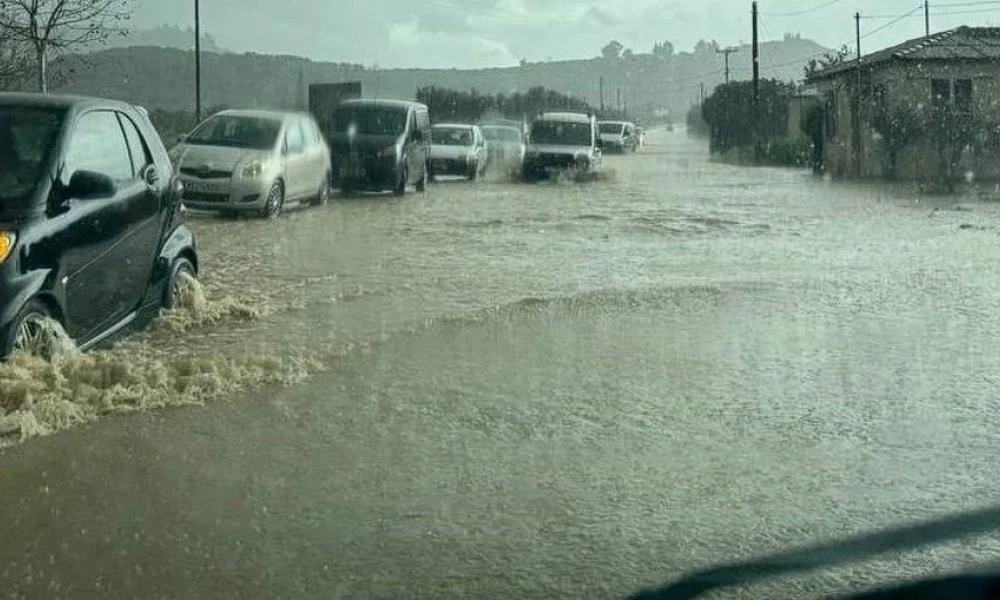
[309,82,362,137]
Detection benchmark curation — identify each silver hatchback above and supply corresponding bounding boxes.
[170,110,331,218]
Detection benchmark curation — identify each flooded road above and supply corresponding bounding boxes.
[4,128,1000,598]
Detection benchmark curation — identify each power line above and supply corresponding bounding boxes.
[928,5,1000,14]
[934,0,1000,6]
[763,0,842,17]
[862,0,1000,18]
[861,4,925,39]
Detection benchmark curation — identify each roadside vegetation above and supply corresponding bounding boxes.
[415,85,597,123]
[700,79,808,168]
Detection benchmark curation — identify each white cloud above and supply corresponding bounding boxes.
[387,18,518,68]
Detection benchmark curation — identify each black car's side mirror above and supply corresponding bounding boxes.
[141,164,160,187]
[67,170,117,200]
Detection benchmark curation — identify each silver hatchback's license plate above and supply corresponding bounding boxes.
[184,180,225,194]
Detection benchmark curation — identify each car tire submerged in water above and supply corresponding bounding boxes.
[164,257,197,310]
[261,182,284,219]
[310,173,331,207]
[393,165,408,196]
[416,167,427,192]
[467,162,479,181]
[2,299,57,360]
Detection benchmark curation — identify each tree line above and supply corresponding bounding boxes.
[416,86,607,124]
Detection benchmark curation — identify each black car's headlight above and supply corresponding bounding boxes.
[0,231,15,265]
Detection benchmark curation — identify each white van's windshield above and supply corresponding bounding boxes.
[529,121,592,146]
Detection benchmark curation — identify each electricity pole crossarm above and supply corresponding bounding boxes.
[716,47,738,84]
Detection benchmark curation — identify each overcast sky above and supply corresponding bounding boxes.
[135,0,1000,68]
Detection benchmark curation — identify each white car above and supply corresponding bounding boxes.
[480,124,526,177]
[428,124,488,180]
[523,112,602,180]
[170,109,331,218]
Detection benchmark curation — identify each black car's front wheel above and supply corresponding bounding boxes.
[261,181,284,219]
[2,300,61,360]
[164,257,198,310]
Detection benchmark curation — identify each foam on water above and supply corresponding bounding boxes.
[156,271,262,332]
[0,274,321,446]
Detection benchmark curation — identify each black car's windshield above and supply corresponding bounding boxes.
[432,127,473,146]
[529,121,592,146]
[482,127,522,143]
[0,106,63,209]
[186,115,281,149]
[333,106,407,136]
[599,123,625,135]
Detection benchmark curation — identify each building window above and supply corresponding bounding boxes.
[824,92,837,138]
[872,83,888,113]
[930,78,973,112]
[954,79,973,113]
[931,79,951,106]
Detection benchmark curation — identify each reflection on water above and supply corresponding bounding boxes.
[4,128,1000,597]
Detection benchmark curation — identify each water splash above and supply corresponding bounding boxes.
[0,274,315,446]
[156,272,262,333]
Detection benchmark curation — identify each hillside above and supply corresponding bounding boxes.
[44,36,829,120]
[81,26,226,54]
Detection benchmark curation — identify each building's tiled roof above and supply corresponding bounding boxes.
[807,26,1000,81]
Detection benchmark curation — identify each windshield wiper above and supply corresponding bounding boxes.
[629,504,1000,599]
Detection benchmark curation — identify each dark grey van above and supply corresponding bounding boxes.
[328,99,430,195]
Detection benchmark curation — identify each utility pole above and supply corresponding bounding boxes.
[700,82,705,105]
[716,47,738,84]
[751,1,760,159]
[855,12,862,177]
[925,0,930,36]
[617,87,622,112]
[599,76,605,111]
[194,0,201,123]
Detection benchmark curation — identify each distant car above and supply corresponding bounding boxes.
[170,109,331,218]
[428,124,488,180]
[523,112,602,180]
[0,93,198,359]
[598,121,639,154]
[329,99,430,196]
[480,124,526,177]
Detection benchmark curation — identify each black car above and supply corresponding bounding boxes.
[328,99,431,195]
[0,93,198,359]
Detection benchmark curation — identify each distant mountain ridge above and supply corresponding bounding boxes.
[83,25,226,54]
[45,35,829,119]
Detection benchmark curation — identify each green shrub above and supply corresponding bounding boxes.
[763,135,812,166]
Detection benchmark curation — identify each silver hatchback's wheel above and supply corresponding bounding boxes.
[261,182,284,219]
[310,173,331,207]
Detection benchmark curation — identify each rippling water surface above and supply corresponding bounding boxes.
[3,129,1000,599]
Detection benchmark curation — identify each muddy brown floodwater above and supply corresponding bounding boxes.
[3,128,1000,599]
